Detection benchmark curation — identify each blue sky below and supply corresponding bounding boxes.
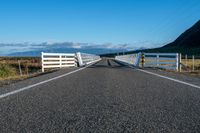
[0,0,200,55]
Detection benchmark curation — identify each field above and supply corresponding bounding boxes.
[181,59,200,72]
[0,57,41,82]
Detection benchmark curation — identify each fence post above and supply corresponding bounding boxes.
[176,53,179,72]
[176,53,182,72]
[26,62,29,75]
[192,55,195,72]
[179,53,182,72]
[76,52,83,67]
[185,54,187,67]
[41,52,44,72]
[156,54,159,67]
[18,60,22,76]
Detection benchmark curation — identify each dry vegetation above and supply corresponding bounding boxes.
[181,59,200,72]
[0,57,41,82]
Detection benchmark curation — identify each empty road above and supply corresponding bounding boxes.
[1,59,200,132]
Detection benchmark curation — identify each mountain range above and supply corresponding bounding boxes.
[2,42,129,57]
[1,42,147,57]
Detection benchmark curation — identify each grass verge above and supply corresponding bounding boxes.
[0,64,17,78]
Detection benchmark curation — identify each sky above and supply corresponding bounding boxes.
[0,0,200,55]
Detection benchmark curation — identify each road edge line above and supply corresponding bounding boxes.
[115,60,200,89]
[131,66,200,89]
[0,60,101,99]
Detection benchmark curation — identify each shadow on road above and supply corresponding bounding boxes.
[88,59,131,69]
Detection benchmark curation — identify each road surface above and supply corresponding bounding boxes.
[0,59,200,132]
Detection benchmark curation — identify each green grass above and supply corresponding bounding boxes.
[0,64,17,78]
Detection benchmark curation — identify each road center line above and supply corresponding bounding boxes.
[0,60,100,99]
[129,66,200,89]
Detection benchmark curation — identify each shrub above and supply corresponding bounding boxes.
[0,64,17,78]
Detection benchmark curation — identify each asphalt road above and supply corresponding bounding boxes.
[0,59,200,132]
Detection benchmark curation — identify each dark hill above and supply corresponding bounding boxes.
[101,20,200,57]
[163,20,200,48]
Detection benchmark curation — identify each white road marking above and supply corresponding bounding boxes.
[130,66,200,89]
[0,60,101,99]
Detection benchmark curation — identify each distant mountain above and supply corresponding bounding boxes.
[6,42,126,57]
[9,47,121,57]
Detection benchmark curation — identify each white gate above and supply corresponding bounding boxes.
[144,53,180,71]
[41,52,76,72]
[115,53,181,71]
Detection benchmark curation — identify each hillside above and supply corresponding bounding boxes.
[153,20,200,55]
[101,20,200,57]
[163,20,200,48]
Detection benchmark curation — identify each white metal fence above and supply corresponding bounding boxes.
[41,52,76,72]
[115,53,181,71]
[144,53,180,71]
[41,52,101,72]
[115,53,141,66]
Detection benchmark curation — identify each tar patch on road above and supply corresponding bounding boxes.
[107,59,111,67]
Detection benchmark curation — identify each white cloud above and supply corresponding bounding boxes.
[0,41,165,56]
[71,43,82,49]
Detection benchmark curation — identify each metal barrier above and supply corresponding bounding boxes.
[115,53,181,71]
[115,53,141,67]
[76,52,101,66]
